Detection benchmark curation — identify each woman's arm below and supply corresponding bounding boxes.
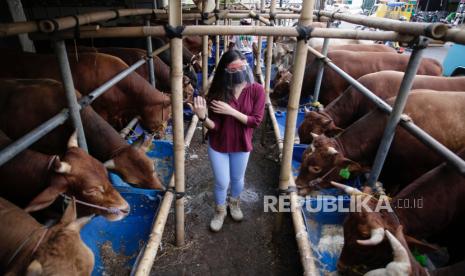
[188,96,216,130]
[211,100,248,125]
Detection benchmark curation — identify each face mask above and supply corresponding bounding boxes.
[224,63,254,89]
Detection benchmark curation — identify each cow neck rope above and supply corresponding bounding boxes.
[6,226,49,268]
[60,193,121,215]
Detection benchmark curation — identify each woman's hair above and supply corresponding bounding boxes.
[207,49,246,104]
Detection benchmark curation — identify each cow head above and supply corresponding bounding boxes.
[332,182,438,275]
[104,134,164,190]
[25,133,130,221]
[298,111,343,144]
[271,66,292,104]
[183,75,195,104]
[140,92,172,134]
[295,134,365,194]
[25,199,94,276]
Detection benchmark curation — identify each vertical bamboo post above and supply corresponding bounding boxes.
[53,40,88,151]
[145,19,156,87]
[255,0,265,79]
[223,0,228,52]
[169,0,185,247]
[367,36,430,187]
[202,0,209,95]
[277,0,314,228]
[264,0,276,97]
[311,21,331,103]
[215,0,220,66]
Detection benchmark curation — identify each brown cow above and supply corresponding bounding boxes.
[299,72,465,143]
[334,149,465,274]
[272,51,442,106]
[0,78,163,190]
[272,44,397,101]
[0,198,94,275]
[0,50,171,132]
[0,130,129,221]
[296,91,465,195]
[74,46,195,101]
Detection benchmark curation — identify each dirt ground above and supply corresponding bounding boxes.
[151,121,303,275]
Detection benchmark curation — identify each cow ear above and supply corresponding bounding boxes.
[60,197,77,225]
[335,157,363,173]
[66,215,94,232]
[325,126,344,137]
[405,235,440,254]
[24,177,68,213]
[26,260,43,276]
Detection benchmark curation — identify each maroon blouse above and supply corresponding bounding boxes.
[208,83,266,153]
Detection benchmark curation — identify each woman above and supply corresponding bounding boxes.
[190,50,266,232]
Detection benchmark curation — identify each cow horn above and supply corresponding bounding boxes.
[103,159,116,170]
[67,130,78,148]
[327,146,338,155]
[330,181,362,195]
[385,230,410,264]
[55,161,72,174]
[311,132,319,138]
[357,228,385,246]
[363,230,411,276]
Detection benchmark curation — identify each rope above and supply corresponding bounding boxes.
[295,25,314,42]
[163,24,185,39]
[60,194,122,215]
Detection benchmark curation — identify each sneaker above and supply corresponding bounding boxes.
[210,204,227,232]
[228,197,243,222]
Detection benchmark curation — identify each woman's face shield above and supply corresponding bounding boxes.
[224,60,254,89]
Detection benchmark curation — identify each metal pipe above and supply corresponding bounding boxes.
[367,37,429,186]
[81,59,147,106]
[145,19,156,87]
[0,110,68,167]
[311,21,331,103]
[53,40,88,152]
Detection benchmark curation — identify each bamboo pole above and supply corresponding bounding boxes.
[0,21,39,37]
[249,10,272,26]
[35,25,420,43]
[202,2,209,96]
[264,0,276,98]
[38,9,165,33]
[152,43,170,56]
[134,115,198,276]
[314,10,449,40]
[120,117,139,138]
[277,0,313,237]
[215,0,220,67]
[168,0,186,248]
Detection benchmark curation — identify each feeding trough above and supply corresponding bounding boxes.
[274,109,306,141]
[291,144,362,275]
[81,140,173,275]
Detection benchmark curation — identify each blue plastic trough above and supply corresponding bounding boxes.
[291,143,353,275]
[81,140,173,275]
[274,110,306,140]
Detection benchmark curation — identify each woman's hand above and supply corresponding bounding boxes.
[187,96,207,120]
[211,100,237,116]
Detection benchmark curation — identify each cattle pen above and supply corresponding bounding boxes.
[1,0,465,275]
